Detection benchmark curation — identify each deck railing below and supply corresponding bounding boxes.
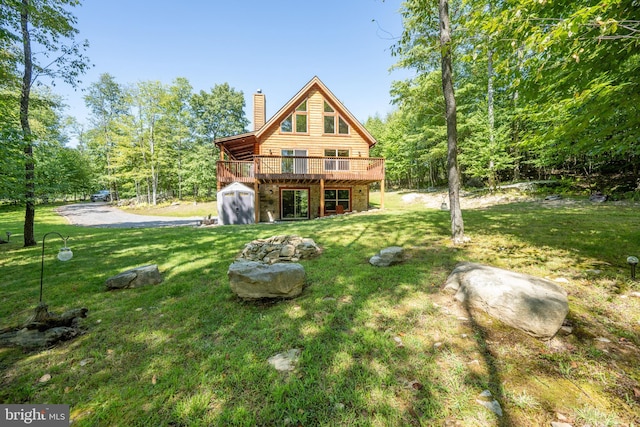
[217,156,384,183]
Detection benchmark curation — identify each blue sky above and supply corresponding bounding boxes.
[56,0,413,135]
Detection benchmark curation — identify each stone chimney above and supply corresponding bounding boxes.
[253,90,266,131]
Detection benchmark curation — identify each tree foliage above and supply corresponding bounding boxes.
[376,0,640,195]
[1,0,89,246]
[81,77,248,203]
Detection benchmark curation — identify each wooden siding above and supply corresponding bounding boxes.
[258,89,370,158]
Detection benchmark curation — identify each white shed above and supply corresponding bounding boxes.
[217,182,255,225]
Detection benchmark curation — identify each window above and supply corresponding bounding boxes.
[281,149,307,174]
[324,149,349,171]
[323,100,349,135]
[338,117,349,134]
[325,189,350,212]
[281,100,308,133]
[324,115,335,134]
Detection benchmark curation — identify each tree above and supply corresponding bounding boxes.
[164,78,193,200]
[1,0,89,246]
[394,0,466,243]
[439,0,465,243]
[189,83,248,196]
[84,73,127,196]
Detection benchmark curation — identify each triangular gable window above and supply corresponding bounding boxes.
[281,100,308,134]
[323,100,349,135]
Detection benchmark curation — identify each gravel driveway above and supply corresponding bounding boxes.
[56,203,203,228]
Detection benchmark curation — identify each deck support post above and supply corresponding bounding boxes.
[320,179,325,217]
[380,178,385,209]
[254,180,260,223]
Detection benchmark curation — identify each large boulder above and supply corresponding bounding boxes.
[228,260,305,299]
[106,264,163,289]
[444,262,569,339]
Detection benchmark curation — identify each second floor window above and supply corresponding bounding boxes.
[281,100,308,133]
[324,149,349,171]
[323,101,349,135]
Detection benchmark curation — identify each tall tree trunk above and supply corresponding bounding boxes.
[439,0,465,244]
[487,0,496,191]
[487,45,497,191]
[21,0,36,247]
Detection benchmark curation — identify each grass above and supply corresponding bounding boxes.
[0,192,639,426]
[118,200,218,218]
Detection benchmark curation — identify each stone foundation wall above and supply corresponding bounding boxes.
[258,183,372,222]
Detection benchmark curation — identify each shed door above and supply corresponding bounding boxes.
[221,190,254,225]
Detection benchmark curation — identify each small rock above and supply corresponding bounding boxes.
[268,349,301,372]
[476,399,502,416]
[106,264,163,289]
[433,342,443,348]
[369,246,404,267]
[585,269,602,275]
[551,423,572,427]
[479,390,492,398]
[553,277,570,284]
[630,292,640,298]
[393,336,404,347]
[559,326,573,336]
[595,337,611,343]
[334,403,345,411]
[39,373,52,383]
[79,358,93,367]
[556,412,568,421]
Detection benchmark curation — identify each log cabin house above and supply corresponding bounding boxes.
[215,76,385,223]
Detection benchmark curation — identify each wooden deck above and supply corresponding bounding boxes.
[217,156,385,185]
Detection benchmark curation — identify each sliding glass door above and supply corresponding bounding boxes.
[281,189,309,220]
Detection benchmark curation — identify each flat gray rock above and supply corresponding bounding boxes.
[106,264,163,289]
[370,246,404,267]
[267,349,301,372]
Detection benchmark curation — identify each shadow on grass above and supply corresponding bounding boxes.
[1,201,639,424]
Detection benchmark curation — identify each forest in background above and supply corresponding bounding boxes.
[1,0,639,206]
[369,0,639,196]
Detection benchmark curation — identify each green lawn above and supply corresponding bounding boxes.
[1,192,639,426]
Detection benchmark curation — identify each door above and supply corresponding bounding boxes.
[219,188,255,225]
[282,149,307,174]
[281,189,309,220]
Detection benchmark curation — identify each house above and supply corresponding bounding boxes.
[215,76,385,223]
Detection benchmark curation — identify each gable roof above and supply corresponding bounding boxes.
[215,76,377,161]
[255,76,377,146]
